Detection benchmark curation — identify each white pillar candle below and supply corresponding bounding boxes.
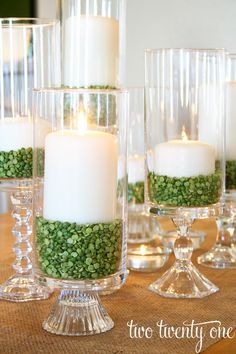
[226,81,236,160]
[43,130,118,224]
[128,155,145,183]
[63,15,119,87]
[0,117,50,151]
[153,140,215,178]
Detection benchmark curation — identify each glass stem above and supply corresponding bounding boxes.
[11,190,33,275]
[172,217,194,263]
[215,218,231,247]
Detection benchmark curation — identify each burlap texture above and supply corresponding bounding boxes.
[0,216,235,354]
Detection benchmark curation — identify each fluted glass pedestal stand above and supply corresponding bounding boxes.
[198,203,236,268]
[0,181,52,302]
[42,288,114,336]
[148,207,219,298]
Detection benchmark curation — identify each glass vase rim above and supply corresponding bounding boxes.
[33,87,128,95]
[226,52,236,57]
[0,17,59,27]
[127,86,144,91]
[145,48,226,54]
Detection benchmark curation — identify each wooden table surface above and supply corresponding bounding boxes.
[0,213,235,354]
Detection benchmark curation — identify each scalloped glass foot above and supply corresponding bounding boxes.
[43,289,114,336]
[0,274,52,302]
[149,260,219,298]
[198,245,236,269]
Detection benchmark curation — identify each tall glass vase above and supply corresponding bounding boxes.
[145,48,225,298]
[198,52,236,268]
[127,88,167,272]
[33,88,128,335]
[0,18,60,301]
[60,0,126,88]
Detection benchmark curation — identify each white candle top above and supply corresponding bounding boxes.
[154,140,215,178]
[64,15,119,87]
[43,129,118,224]
[0,117,50,151]
[128,155,145,183]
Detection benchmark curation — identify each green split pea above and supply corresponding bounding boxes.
[148,171,222,207]
[226,160,236,190]
[36,216,122,280]
[128,181,144,204]
[0,148,32,178]
[0,147,45,179]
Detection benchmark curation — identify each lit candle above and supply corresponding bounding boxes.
[128,245,170,272]
[0,117,50,151]
[63,15,119,87]
[226,81,236,160]
[128,154,145,183]
[43,116,118,224]
[153,130,215,178]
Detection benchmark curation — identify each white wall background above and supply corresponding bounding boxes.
[37,0,236,86]
[36,0,58,18]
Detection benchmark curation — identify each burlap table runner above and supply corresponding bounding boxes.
[0,216,235,354]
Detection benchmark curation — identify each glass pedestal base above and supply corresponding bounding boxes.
[149,260,219,298]
[0,274,52,302]
[43,289,114,336]
[0,179,52,301]
[198,245,236,269]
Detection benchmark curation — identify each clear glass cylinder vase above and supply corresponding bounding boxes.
[128,87,152,243]
[225,53,236,196]
[60,0,126,88]
[145,48,225,298]
[0,18,60,188]
[197,53,236,269]
[127,88,168,272]
[33,88,128,335]
[145,48,225,214]
[0,18,60,302]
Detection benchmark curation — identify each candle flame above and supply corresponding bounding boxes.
[181,126,188,141]
[140,245,147,256]
[77,109,88,134]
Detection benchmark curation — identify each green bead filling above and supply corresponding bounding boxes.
[0,147,32,178]
[0,147,45,179]
[36,216,122,280]
[148,171,222,207]
[128,181,144,204]
[226,160,236,190]
[36,148,45,177]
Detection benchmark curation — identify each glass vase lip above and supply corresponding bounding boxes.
[226,52,236,57]
[127,86,144,91]
[33,87,128,95]
[0,17,59,27]
[145,48,226,54]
